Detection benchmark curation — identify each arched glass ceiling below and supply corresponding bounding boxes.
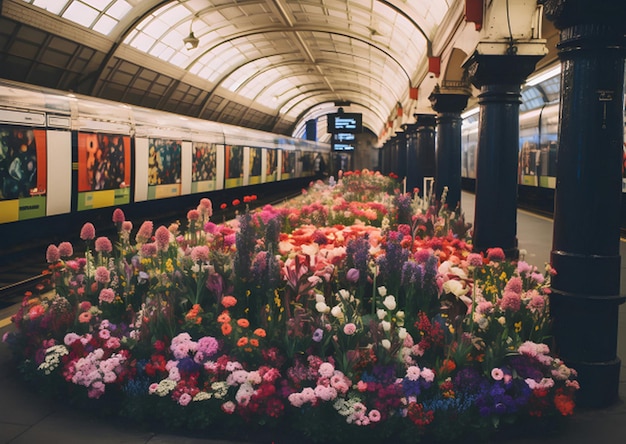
[24,0,134,34]
[22,0,453,137]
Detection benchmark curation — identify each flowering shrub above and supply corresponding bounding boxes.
[2,170,578,443]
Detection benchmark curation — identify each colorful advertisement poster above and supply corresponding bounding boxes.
[225,145,243,188]
[249,147,262,185]
[266,149,277,182]
[77,132,131,211]
[147,138,182,200]
[0,125,47,223]
[281,150,295,180]
[192,141,218,193]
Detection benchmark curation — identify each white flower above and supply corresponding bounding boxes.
[382,295,397,311]
[398,327,408,340]
[442,279,468,297]
[381,320,391,332]
[331,305,343,318]
[315,293,325,303]
[316,301,330,313]
[381,339,391,350]
[377,286,387,297]
[376,309,387,320]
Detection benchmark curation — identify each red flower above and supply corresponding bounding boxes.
[232,199,241,206]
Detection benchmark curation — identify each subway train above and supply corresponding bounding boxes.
[460,74,626,234]
[0,79,331,252]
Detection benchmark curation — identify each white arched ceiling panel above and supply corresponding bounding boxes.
[22,0,454,137]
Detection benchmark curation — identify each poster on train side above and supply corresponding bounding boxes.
[248,147,262,185]
[281,150,295,180]
[0,124,47,223]
[191,141,217,193]
[225,145,243,188]
[147,138,182,200]
[76,132,131,211]
[266,149,278,182]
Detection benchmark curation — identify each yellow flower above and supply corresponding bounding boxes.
[515,321,522,333]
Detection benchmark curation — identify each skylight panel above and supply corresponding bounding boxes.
[93,14,116,34]
[63,1,99,27]
[31,0,68,15]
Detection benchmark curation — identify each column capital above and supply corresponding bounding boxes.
[413,113,437,128]
[543,0,626,30]
[428,91,469,115]
[464,53,545,88]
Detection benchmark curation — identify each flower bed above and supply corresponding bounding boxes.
[2,170,578,443]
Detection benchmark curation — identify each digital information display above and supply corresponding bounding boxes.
[327,112,362,133]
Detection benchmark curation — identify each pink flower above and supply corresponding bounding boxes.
[504,276,523,294]
[140,243,158,257]
[500,290,521,312]
[467,253,483,267]
[487,247,505,262]
[80,222,96,241]
[221,401,236,414]
[343,323,357,335]
[99,288,115,303]
[491,367,504,381]
[136,221,154,243]
[121,221,132,233]
[112,208,125,224]
[79,301,92,311]
[191,246,210,263]
[198,198,213,218]
[46,244,60,263]
[406,365,421,381]
[368,409,381,422]
[58,241,73,258]
[95,266,111,284]
[95,236,113,253]
[318,362,335,378]
[187,209,200,221]
[78,311,92,323]
[155,226,170,251]
[178,393,192,406]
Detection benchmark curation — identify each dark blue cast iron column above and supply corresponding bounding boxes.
[428,92,469,212]
[403,122,419,193]
[464,54,543,258]
[543,0,626,408]
[415,114,437,197]
[394,130,407,182]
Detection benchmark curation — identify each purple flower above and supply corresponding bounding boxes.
[312,328,324,342]
[346,268,360,283]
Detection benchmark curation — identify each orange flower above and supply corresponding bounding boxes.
[221,295,237,308]
[253,328,266,337]
[221,323,233,335]
[554,390,575,416]
[249,339,259,347]
[237,318,250,328]
[237,337,249,347]
[217,311,231,324]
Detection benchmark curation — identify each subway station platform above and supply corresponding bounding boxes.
[1,191,626,444]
